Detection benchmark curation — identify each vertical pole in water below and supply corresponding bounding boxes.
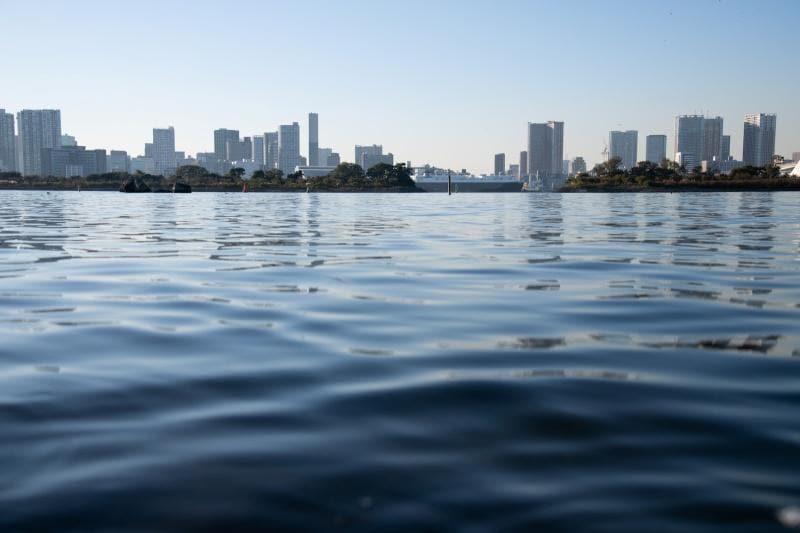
[448,170,451,196]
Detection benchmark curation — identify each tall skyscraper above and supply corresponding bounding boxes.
[214,129,240,161]
[152,127,176,176]
[645,135,667,164]
[609,130,638,169]
[17,109,62,176]
[793,152,800,163]
[252,135,265,166]
[494,153,505,175]
[355,145,382,169]
[721,135,731,161]
[527,122,564,178]
[0,109,16,172]
[278,123,300,173]
[265,131,279,169]
[743,113,777,167]
[572,156,587,174]
[308,113,319,166]
[519,150,528,179]
[702,116,724,164]
[674,115,704,171]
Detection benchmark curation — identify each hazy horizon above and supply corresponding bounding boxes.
[1,0,798,173]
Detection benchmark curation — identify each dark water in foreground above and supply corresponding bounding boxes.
[1,191,799,531]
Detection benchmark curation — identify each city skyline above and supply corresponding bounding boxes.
[1,0,797,174]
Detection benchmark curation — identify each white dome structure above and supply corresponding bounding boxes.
[792,161,800,177]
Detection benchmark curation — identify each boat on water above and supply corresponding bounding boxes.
[411,167,523,192]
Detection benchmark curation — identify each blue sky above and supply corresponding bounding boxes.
[1,0,798,172]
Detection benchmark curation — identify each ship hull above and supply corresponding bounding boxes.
[413,181,523,193]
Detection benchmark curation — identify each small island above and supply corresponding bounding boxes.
[0,162,423,193]
[560,158,800,192]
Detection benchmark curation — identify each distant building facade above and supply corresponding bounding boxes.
[702,116,724,164]
[0,109,16,172]
[571,156,587,175]
[308,113,319,166]
[645,135,667,164]
[743,113,777,167]
[362,152,393,171]
[527,121,564,178]
[278,123,300,174]
[214,129,240,161]
[265,132,279,170]
[609,130,638,169]
[674,115,705,171]
[519,150,528,179]
[494,153,505,175]
[355,145,382,169]
[17,109,62,176]
[252,135,265,166]
[107,150,129,172]
[152,127,176,176]
[42,145,107,177]
[721,135,731,161]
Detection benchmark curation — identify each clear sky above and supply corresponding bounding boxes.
[1,0,798,173]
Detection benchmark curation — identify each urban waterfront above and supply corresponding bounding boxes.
[1,191,799,531]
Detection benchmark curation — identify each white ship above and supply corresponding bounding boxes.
[411,167,523,192]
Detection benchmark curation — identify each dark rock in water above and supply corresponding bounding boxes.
[120,178,137,193]
[119,178,151,193]
[173,182,192,193]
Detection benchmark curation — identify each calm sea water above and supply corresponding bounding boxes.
[1,191,799,531]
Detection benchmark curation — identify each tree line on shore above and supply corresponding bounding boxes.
[562,157,798,191]
[0,162,419,192]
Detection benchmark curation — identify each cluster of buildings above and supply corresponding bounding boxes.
[491,113,788,189]
[0,109,395,179]
[0,106,793,183]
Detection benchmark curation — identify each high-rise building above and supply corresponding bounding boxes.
[792,152,800,163]
[743,113,777,167]
[527,122,564,178]
[327,152,341,167]
[674,115,705,171]
[108,150,129,172]
[0,109,16,172]
[317,147,333,167]
[721,135,731,161]
[355,145,382,169]
[242,137,252,160]
[152,127,176,176]
[214,129,240,161]
[278,122,300,173]
[519,150,528,179]
[363,152,393,171]
[646,135,667,164]
[17,109,62,176]
[609,130,638,169]
[60,134,77,147]
[702,117,724,164]
[42,145,107,177]
[572,156,587,175]
[265,131,279,169]
[509,164,520,178]
[308,113,319,166]
[252,135,265,166]
[494,153,505,175]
